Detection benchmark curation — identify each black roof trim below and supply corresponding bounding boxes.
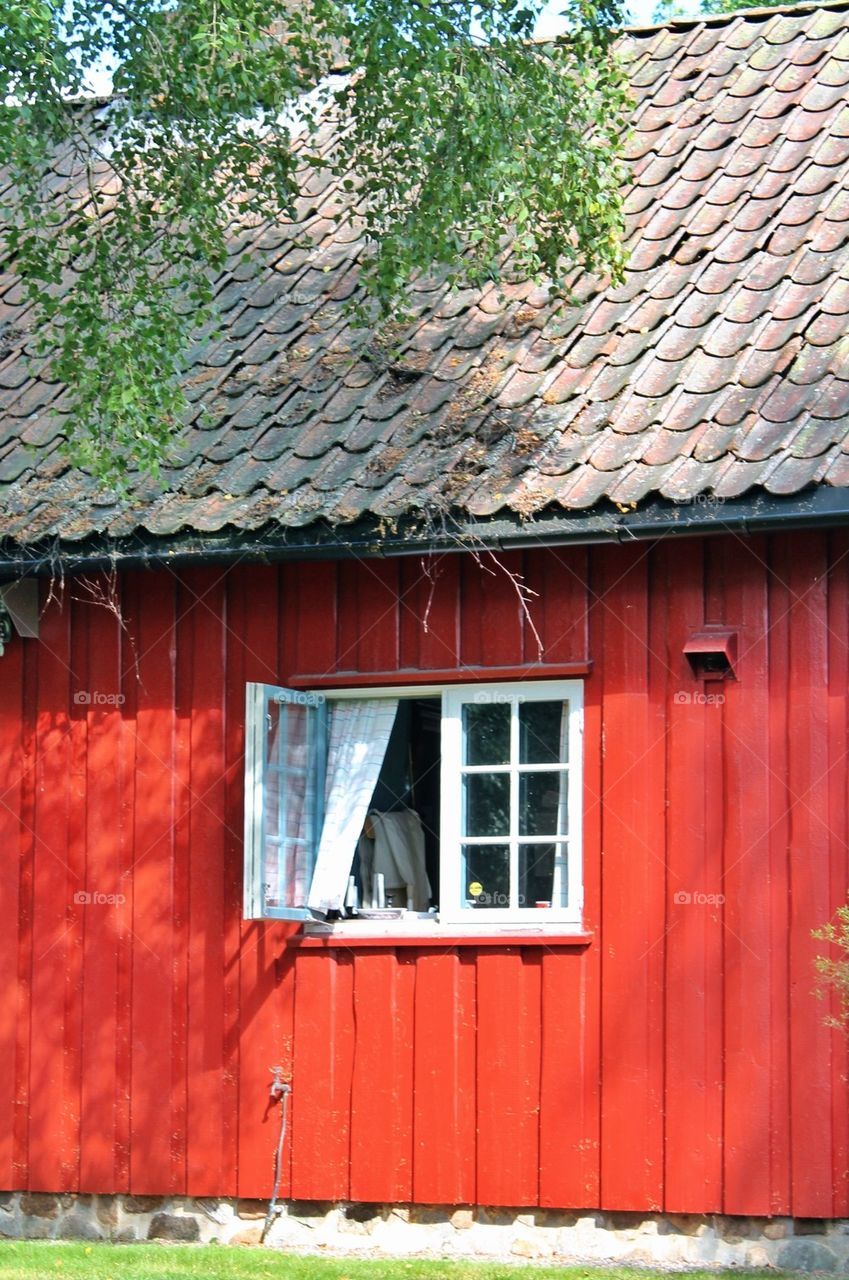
[1,486,848,580]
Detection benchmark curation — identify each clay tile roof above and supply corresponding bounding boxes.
[4,1,849,552]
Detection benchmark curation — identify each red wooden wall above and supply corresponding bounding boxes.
[0,531,847,1215]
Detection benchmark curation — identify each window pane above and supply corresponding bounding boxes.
[463,772,509,837]
[463,702,509,765]
[462,844,510,909]
[519,771,568,836]
[519,700,568,765]
[285,705,309,769]
[519,842,569,909]
[265,701,312,909]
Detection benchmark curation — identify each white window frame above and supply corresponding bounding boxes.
[440,681,583,927]
[244,679,584,932]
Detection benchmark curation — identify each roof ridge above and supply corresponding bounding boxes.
[620,0,849,36]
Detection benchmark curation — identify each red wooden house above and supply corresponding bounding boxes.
[1,3,849,1268]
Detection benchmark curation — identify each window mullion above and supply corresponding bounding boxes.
[509,697,519,911]
[278,701,287,905]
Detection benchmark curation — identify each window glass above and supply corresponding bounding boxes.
[519,841,569,909]
[518,772,568,836]
[463,772,510,837]
[519,699,568,764]
[265,700,314,911]
[462,844,510,909]
[462,702,510,765]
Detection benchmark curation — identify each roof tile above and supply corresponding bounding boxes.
[659,388,716,433]
[760,378,818,423]
[703,316,752,358]
[805,311,848,345]
[655,322,707,361]
[770,277,826,318]
[765,448,831,491]
[824,449,849,485]
[641,423,706,465]
[635,357,681,398]
[738,338,802,386]
[789,414,845,456]
[788,339,840,384]
[585,357,639,404]
[712,455,781,497]
[682,350,740,394]
[791,245,846,283]
[807,373,849,418]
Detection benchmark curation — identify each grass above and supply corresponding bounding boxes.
[0,1246,795,1280]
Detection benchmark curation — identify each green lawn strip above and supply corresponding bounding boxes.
[0,1245,795,1280]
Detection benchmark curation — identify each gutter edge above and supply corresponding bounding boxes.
[1,486,848,579]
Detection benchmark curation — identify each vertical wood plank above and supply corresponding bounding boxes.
[766,540,792,1215]
[291,951,355,1200]
[28,598,75,1190]
[349,950,416,1201]
[412,950,476,1204]
[523,546,590,665]
[539,561,603,1208]
[598,545,665,1212]
[234,564,296,1200]
[786,535,834,1216]
[78,593,124,1191]
[827,531,849,1216]
[62,596,89,1192]
[170,578,193,1192]
[722,536,773,1215]
[127,572,180,1193]
[338,560,400,673]
[281,561,338,681]
[219,571,245,1200]
[184,569,230,1195]
[460,553,525,668]
[0,636,23,1186]
[663,541,723,1213]
[114,580,134,1192]
[475,950,541,1206]
[399,555,461,671]
[12,639,37,1188]
[539,948,600,1207]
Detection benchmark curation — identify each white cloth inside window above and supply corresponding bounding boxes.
[358,809,431,911]
[307,698,399,913]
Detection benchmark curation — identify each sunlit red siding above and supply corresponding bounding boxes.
[0,532,846,1214]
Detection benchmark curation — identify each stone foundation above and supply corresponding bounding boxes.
[0,1192,847,1271]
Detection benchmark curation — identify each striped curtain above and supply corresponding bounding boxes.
[307,698,399,913]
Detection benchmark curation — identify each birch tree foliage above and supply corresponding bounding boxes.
[0,1,628,483]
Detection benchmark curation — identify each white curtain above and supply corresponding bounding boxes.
[307,698,399,913]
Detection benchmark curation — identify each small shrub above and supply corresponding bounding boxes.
[813,901,849,1028]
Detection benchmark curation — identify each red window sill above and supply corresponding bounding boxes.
[287,930,593,949]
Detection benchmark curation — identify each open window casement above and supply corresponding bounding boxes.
[243,684,328,920]
[244,683,400,920]
[244,678,584,930]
